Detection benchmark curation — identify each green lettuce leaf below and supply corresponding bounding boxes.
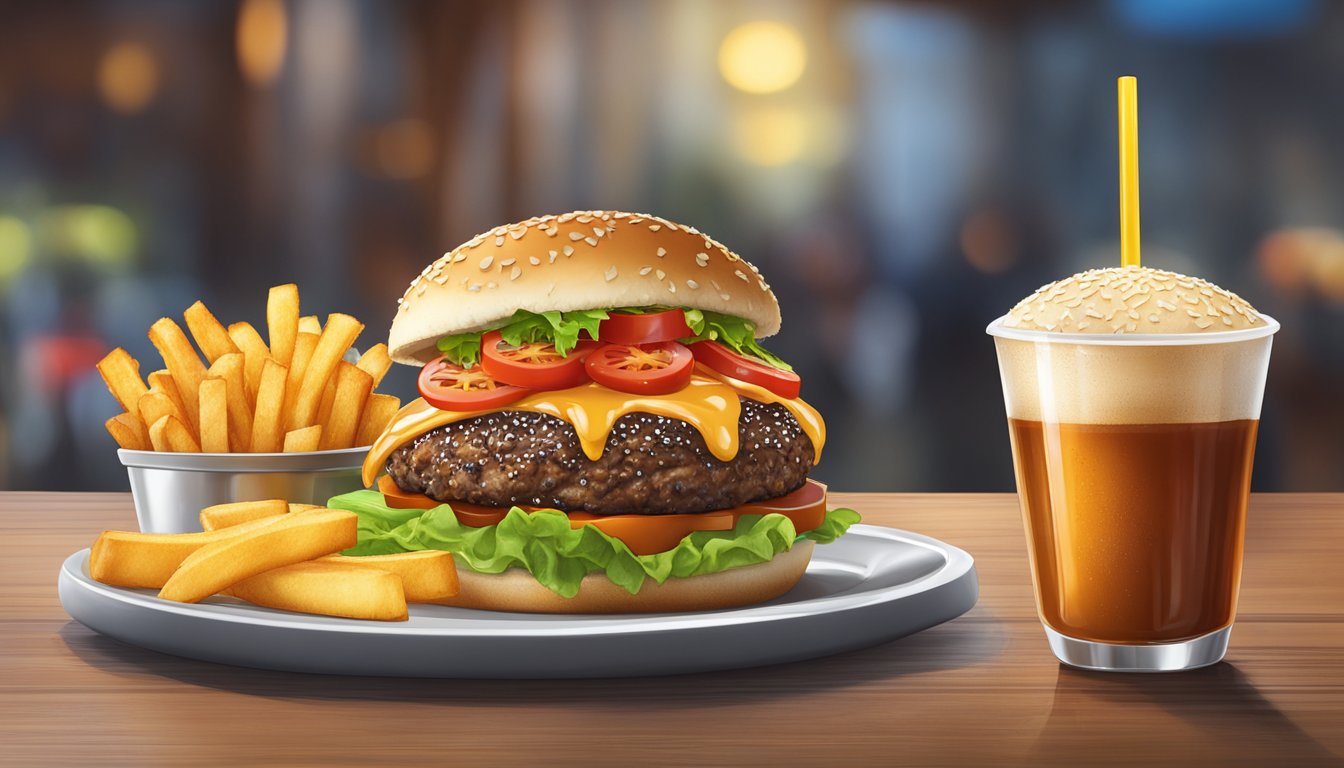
[436,332,486,367]
[327,490,859,598]
[682,309,793,371]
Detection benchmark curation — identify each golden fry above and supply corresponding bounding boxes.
[314,379,337,431]
[105,413,149,451]
[249,358,288,453]
[281,332,319,422]
[226,321,269,407]
[323,551,459,602]
[356,393,401,447]
[206,354,252,451]
[283,425,322,453]
[184,301,240,364]
[289,503,322,513]
[147,318,206,433]
[90,515,285,588]
[199,498,290,531]
[298,315,322,334]
[319,363,372,450]
[146,369,193,435]
[355,343,392,388]
[148,414,200,453]
[225,561,407,621]
[198,377,229,452]
[291,314,364,430]
[158,508,358,603]
[96,348,149,414]
[267,283,300,367]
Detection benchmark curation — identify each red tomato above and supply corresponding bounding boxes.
[584,341,694,395]
[418,356,531,411]
[598,309,694,345]
[479,331,594,390]
[690,341,800,399]
[731,479,828,534]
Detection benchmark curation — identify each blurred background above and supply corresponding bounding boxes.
[1,0,1341,492]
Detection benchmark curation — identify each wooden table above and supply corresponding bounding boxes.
[3,492,1342,767]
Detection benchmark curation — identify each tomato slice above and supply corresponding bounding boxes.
[730,479,827,534]
[690,340,800,399]
[584,341,694,395]
[479,331,594,390]
[418,356,531,411]
[599,309,694,345]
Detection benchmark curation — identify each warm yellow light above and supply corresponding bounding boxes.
[0,215,32,281]
[238,0,287,87]
[375,119,435,180]
[732,106,808,167]
[718,21,806,95]
[98,43,159,114]
[41,206,137,268]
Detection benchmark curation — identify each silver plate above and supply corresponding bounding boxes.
[57,524,977,678]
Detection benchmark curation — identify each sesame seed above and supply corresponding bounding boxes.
[686,279,699,289]
[605,266,618,281]
[639,266,653,276]
[563,245,574,256]
[486,281,497,289]
[468,283,481,292]
[1195,318,1213,329]
[656,247,666,257]
[509,229,524,240]
[584,237,598,246]
[529,256,541,266]
[696,252,709,266]
[549,250,559,263]
[497,258,514,267]
[568,232,584,241]
[1148,314,1160,323]
[720,293,730,301]
[454,252,468,263]
[655,269,666,280]
[510,266,522,280]
[649,224,662,231]
[479,255,494,270]
[667,282,676,293]
[593,227,605,237]
[495,236,504,246]
[735,270,749,282]
[1157,299,1178,312]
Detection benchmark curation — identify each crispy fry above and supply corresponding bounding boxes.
[298,315,322,334]
[138,390,187,439]
[289,503,322,513]
[323,551,458,602]
[96,348,149,415]
[225,561,407,621]
[281,331,319,421]
[206,353,252,451]
[158,508,358,603]
[314,379,337,431]
[148,414,200,453]
[225,321,269,406]
[105,413,150,451]
[249,358,288,453]
[356,393,401,447]
[319,362,372,450]
[199,498,290,531]
[146,369,193,435]
[147,318,206,433]
[267,283,300,367]
[283,425,322,453]
[184,300,240,364]
[198,378,229,452]
[90,515,285,588]
[291,314,364,430]
[355,343,392,388]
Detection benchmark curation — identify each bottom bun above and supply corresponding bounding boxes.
[436,540,815,614]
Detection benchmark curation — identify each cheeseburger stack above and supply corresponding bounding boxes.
[331,210,858,613]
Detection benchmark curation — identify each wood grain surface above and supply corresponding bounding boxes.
[1,492,1342,767]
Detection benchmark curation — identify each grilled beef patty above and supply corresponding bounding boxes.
[384,397,813,515]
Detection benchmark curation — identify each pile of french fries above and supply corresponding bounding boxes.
[89,499,459,621]
[98,284,401,453]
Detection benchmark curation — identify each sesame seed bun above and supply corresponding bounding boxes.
[389,211,782,365]
[434,541,814,614]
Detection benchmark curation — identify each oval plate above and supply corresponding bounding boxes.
[58,524,977,678]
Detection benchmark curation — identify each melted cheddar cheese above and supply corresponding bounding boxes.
[361,365,825,486]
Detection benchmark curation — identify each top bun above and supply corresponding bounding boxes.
[389,211,781,364]
[1003,266,1263,334]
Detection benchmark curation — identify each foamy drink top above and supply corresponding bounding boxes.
[1004,266,1261,334]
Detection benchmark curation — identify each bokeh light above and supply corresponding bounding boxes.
[733,105,808,166]
[960,208,1018,273]
[238,0,288,87]
[718,21,807,94]
[374,119,436,179]
[40,206,137,269]
[97,43,159,114]
[0,215,33,281]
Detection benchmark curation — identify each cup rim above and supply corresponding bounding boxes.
[985,312,1279,346]
[118,446,368,473]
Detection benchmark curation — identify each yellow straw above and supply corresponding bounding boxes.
[1117,76,1141,268]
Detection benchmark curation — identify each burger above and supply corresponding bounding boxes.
[330,210,859,613]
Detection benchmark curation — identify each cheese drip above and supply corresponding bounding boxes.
[361,368,825,487]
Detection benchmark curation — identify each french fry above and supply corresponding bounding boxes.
[226,321,269,406]
[96,348,149,415]
[199,498,290,531]
[206,353,252,451]
[323,551,459,602]
[289,503,322,513]
[148,414,200,453]
[138,391,187,439]
[356,393,401,447]
[90,515,285,588]
[298,315,322,334]
[314,380,337,431]
[225,561,407,621]
[147,318,206,433]
[157,508,358,603]
[281,331,319,421]
[356,343,392,388]
[319,363,372,450]
[283,425,322,453]
[184,301,240,364]
[291,314,364,430]
[267,283,300,367]
[105,413,150,451]
[249,358,288,453]
[146,370,193,439]
[198,378,229,452]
